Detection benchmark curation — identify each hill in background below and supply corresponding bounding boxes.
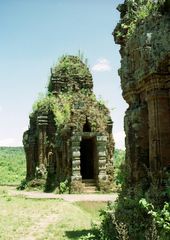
[0,147,26,185]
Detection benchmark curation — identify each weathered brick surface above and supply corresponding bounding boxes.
[23,56,114,192]
[114,1,170,182]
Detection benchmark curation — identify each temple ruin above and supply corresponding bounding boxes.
[114,0,170,184]
[23,55,114,192]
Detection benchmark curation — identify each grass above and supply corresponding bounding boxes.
[0,147,121,239]
[0,186,107,240]
[75,201,106,219]
[0,147,122,239]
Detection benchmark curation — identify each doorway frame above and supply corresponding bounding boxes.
[80,135,97,180]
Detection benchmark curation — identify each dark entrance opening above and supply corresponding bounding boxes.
[80,137,96,179]
[83,117,91,132]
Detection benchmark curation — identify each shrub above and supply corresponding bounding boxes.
[59,179,70,194]
[96,181,170,240]
[140,199,170,239]
[99,202,118,240]
[17,179,27,190]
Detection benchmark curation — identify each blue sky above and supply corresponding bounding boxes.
[0,0,127,149]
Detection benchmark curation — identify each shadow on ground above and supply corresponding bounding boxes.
[65,229,94,239]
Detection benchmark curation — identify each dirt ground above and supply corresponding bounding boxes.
[8,186,118,202]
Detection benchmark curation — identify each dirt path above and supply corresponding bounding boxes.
[19,214,59,240]
[8,187,118,202]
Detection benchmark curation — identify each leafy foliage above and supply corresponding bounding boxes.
[17,178,27,190]
[79,233,96,240]
[59,179,70,194]
[94,181,170,240]
[140,199,170,238]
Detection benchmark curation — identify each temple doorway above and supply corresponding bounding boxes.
[80,137,96,179]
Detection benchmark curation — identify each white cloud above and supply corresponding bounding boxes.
[114,131,125,150]
[0,138,22,147]
[91,58,112,72]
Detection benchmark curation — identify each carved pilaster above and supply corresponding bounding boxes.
[97,135,107,181]
[37,116,48,166]
[71,135,82,181]
[147,88,170,170]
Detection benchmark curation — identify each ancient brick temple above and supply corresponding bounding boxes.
[23,55,114,191]
[114,0,170,183]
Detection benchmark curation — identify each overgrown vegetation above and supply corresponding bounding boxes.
[140,199,170,236]
[31,54,93,129]
[31,90,109,133]
[82,170,170,240]
[32,92,72,127]
[114,0,167,42]
[48,54,92,92]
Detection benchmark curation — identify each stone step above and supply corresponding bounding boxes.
[82,179,96,185]
[82,179,95,181]
[83,186,97,193]
[82,179,98,193]
[83,182,96,187]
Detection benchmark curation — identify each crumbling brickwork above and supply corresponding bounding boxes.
[23,55,114,192]
[114,0,170,183]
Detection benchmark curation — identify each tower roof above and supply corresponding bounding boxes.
[48,55,93,93]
